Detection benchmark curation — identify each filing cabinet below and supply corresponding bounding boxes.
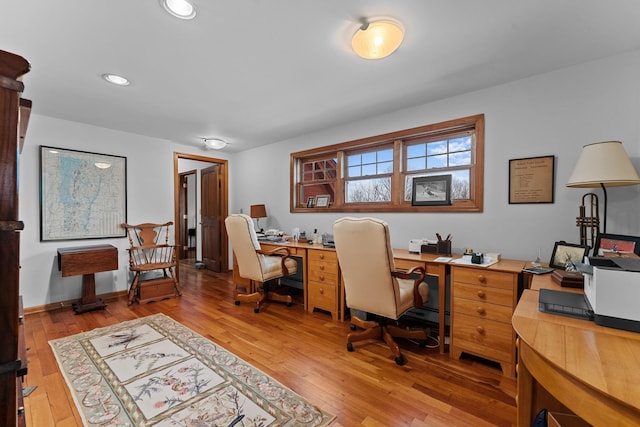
[307,248,342,320]
[450,261,524,377]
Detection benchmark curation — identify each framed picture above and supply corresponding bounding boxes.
[509,155,555,204]
[549,241,589,269]
[411,175,452,206]
[306,197,315,208]
[315,195,330,208]
[40,146,127,241]
[593,233,640,257]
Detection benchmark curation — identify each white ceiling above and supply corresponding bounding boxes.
[4,1,640,153]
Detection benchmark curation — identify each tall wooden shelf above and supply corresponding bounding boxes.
[0,49,31,427]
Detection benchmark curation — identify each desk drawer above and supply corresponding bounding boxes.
[452,268,515,290]
[308,249,337,263]
[453,282,514,307]
[308,268,338,284]
[261,243,302,257]
[451,313,513,363]
[308,281,337,311]
[394,259,426,272]
[453,297,512,324]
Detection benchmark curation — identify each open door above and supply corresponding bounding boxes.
[201,164,223,272]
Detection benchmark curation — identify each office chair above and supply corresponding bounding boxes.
[333,217,429,365]
[225,214,297,313]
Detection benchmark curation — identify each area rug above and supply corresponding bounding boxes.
[49,314,335,426]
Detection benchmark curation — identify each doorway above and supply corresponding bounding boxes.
[174,152,228,273]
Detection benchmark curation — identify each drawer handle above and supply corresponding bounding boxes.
[477,275,486,283]
[320,265,325,270]
[476,306,485,315]
[476,326,485,334]
[319,275,325,281]
[320,253,325,259]
[477,290,486,298]
[319,288,324,294]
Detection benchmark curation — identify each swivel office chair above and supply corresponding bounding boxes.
[225,214,297,313]
[333,217,430,365]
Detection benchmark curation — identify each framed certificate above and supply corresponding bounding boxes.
[509,155,555,204]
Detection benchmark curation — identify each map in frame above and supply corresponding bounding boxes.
[40,146,127,241]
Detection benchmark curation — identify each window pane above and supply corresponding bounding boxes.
[427,154,447,169]
[450,151,471,166]
[301,183,336,204]
[427,141,447,155]
[348,165,361,177]
[346,177,391,202]
[407,157,425,171]
[378,149,393,162]
[361,152,376,164]
[378,161,393,174]
[449,136,471,152]
[362,164,377,176]
[407,144,425,158]
[450,170,470,199]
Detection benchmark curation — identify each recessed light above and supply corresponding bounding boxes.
[102,73,130,86]
[161,0,196,20]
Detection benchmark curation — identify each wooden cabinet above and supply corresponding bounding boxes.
[307,248,342,320]
[0,49,31,427]
[450,261,524,377]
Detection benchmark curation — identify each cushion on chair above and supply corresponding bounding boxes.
[259,255,298,282]
[225,214,265,281]
[334,217,428,320]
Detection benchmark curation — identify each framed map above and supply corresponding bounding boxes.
[40,146,127,241]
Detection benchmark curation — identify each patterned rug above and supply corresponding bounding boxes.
[49,314,335,426]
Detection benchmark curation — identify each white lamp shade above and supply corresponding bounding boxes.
[567,141,640,188]
[352,20,404,60]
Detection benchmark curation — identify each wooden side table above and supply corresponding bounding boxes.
[57,244,118,314]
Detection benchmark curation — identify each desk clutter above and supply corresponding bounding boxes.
[408,233,452,256]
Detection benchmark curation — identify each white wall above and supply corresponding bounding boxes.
[231,50,640,262]
[19,49,640,309]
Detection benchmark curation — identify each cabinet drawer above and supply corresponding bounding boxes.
[308,258,338,275]
[308,249,337,263]
[308,268,338,284]
[452,313,514,363]
[453,282,514,307]
[394,259,426,272]
[308,281,337,311]
[452,297,513,324]
[452,268,516,290]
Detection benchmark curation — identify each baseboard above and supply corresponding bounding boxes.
[23,290,128,315]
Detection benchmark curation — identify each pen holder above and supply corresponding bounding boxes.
[421,240,451,256]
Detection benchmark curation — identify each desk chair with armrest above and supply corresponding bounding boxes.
[333,217,430,365]
[225,214,297,313]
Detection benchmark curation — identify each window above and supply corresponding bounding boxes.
[290,114,484,213]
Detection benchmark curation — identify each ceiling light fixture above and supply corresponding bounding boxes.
[352,19,404,60]
[102,73,130,86]
[161,0,196,20]
[203,138,227,150]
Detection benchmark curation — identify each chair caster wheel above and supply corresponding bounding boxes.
[395,356,406,366]
[286,302,292,307]
[350,324,356,331]
[347,343,354,352]
[234,301,240,305]
[254,308,260,313]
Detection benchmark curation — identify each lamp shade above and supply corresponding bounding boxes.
[352,20,404,60]
[250,204,267,219]
[567,141,640,188]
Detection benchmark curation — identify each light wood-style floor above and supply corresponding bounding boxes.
[22,263,517,426]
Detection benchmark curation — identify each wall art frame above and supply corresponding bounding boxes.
[593,232,640,257]
[509,155,555,204]
[40,145,127,241]
[411,174,452,206]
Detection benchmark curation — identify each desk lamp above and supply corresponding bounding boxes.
[567,141,640,234]
[250,204,267,233]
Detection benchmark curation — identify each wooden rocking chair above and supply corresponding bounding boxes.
[122,221,182,304]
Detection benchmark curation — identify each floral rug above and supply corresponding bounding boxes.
[49,314,335,426]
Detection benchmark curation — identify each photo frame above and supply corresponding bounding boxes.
[593,233,640,257]
[315,195,330,208]
[411,174,452,206]
[40,146,127,241]
[306,196,315,208]
[509,155,555,204]
[549,241,589,269]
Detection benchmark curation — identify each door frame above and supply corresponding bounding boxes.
[173,152,229,272]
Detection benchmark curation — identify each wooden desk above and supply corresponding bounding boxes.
[58,244,118,314]
[513,288,640,426]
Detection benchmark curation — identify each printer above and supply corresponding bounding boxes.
[583,257,640,332]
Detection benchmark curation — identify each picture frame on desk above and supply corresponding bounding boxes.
[549,241,589,269]
[306,197,315,208]
[593,232,640,257]
[315,195,330,208]
[411,174,452,206]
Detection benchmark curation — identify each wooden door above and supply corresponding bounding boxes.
[201,164,223,272]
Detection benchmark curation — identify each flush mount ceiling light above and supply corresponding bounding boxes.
[102,73,130,86]
[352,19,404,60]
[203,138,227,150]
[161,0,196,20]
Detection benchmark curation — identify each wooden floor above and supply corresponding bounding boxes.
[22,262,517,426]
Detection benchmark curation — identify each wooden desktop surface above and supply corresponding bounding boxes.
[513,276,640,426]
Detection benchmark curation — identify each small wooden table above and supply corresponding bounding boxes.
[58,244,118,314]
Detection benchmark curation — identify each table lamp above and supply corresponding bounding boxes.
[567,141,640,233]
[250,204,267,233]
